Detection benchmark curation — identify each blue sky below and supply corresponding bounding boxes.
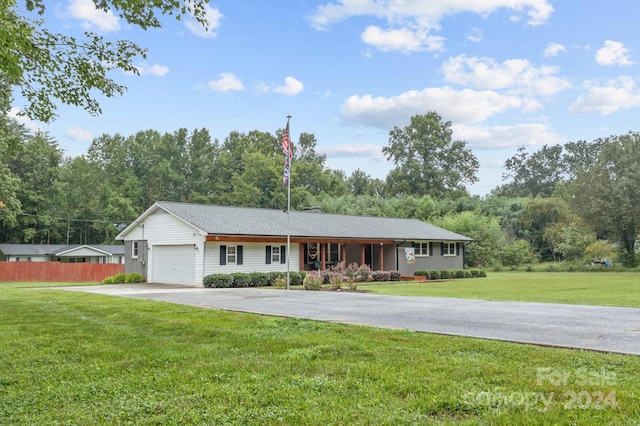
[11,0,640,195]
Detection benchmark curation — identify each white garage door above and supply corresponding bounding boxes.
[152,245,196,285]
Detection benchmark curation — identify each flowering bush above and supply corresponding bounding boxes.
[303,270,323,290]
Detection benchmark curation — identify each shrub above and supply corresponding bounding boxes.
[388,271,401,281]
[357,264,372,281]
[414,270,429,277]
[249,272,269,287]
[289,272,303,286]
[477,269,487,278]
[303,270,323,290]
[439,270,451,279]
[125,272,144,283]
[454,270,465,279]
[463,270,473,279]
[429,270,441,280]
[231,272,251,288]
[268,271,285,286]
[102,277,114,284]
[371,270,391,282]
[272,277,286,289]
[328,272,343,290]
[203,274,233,288]
[112,273,127,284]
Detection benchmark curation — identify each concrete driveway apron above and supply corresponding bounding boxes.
[59,284,640,356]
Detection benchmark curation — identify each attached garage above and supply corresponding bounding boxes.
[152,245,196,285]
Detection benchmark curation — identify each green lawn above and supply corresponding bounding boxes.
[359,272,640,307]
[1,282,639,425]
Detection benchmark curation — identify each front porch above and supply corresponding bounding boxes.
[299,240,395,272]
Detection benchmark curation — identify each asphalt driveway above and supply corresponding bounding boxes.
[58,284,640,356]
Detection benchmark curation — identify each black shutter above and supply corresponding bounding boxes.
[280,245,286,264]
[265,246,272,264]
[457,243,461,256]
[429,242,433,256]
[441,242,445,256]
[237,245,243,265]
[220,245,227,265]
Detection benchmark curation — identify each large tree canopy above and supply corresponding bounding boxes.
[1,0,210,122]
[569,132,640,267]
[382,112,479,199]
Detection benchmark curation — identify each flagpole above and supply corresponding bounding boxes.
[286,115,292,291]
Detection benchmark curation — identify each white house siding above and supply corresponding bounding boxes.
[204,242,300,277]
[7,255,49,262]
[131,209,205,286]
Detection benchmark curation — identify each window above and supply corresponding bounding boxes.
[266,245,286,264]
[220,245,243,265]
[442,242,456,256]
[227,246,236,264]
[414,242,430,256]
[271,246,281,263]
[132,241,139,259]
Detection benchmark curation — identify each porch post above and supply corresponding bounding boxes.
[379,242,384,271]
[360,244,365,266]
[321,243,326,270]
[341,243,346,265]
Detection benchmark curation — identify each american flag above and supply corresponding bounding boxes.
[281,121,293,158]
[283,154,290,186]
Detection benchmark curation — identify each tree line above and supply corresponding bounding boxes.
[1,86,639,266]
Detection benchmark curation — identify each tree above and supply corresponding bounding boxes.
[0,78,23,234]
[569,132,640,267]
[2,0,210,122]
[519,197,573,261]
[432,211,505,268]
[11,131,63,243]
[382,112,479,198]
[500,144,565,197]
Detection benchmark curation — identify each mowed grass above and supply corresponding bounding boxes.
[1,283,639,425]
[359,272,640,307]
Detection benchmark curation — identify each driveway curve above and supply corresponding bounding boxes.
[59,284,640,356]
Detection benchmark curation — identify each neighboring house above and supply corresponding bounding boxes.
[0,244,125,264]
[116,201,473,286]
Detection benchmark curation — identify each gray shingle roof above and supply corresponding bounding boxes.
[0,244,125,256]
[156,201,473,241]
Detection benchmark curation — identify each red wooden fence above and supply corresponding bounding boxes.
[0,262,124,282]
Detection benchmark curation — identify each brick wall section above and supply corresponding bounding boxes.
[0,262,124,282]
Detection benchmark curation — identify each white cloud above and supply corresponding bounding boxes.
[340,86,541,129]
[207,73,244,92]
[441,55,571,96]
[272,77,305,96]
[595,40,633,66]
[185,4,224,38]
[8,107,42,133]
[466,28,483,43]
[68,0,120,32]
[310,0,552,52]
[135,63,169,77]
[310,0,553,29]
[569,76,640,115]
[543,42,566,57]
[64,127,94,142]
[361,25,444,52]
[453,123,565,149]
